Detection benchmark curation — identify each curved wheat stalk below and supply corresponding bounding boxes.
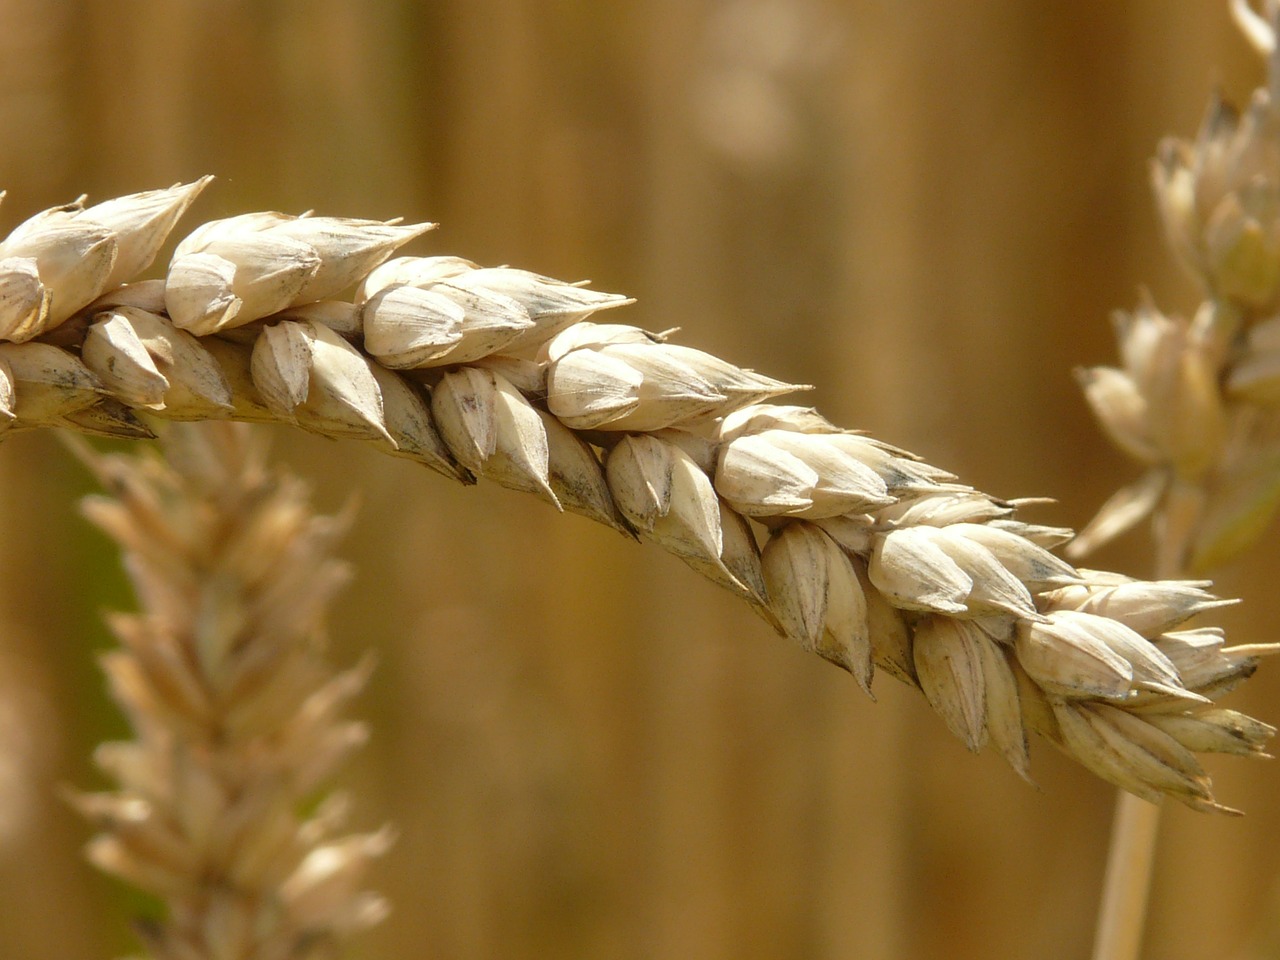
[0,173,1273,816]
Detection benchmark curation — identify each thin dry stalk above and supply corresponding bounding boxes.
[68,422,388,960]
[1094,795,1163,960]
[1079,3,1280,957]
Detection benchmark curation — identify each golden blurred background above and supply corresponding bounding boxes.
[0,1,1276,957]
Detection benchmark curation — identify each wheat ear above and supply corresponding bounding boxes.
[67,421,388,959]
[0,171,1273,814]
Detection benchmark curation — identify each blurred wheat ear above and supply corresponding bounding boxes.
[65,421,390,960]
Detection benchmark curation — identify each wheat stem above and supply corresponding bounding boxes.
[1093,795,1163,960]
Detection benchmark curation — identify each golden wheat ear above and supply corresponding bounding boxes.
[0,174,1270,813]
[66,422,390,959]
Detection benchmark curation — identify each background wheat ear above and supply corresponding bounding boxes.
[65,421,389,960]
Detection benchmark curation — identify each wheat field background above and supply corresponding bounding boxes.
[0,1,1276,958]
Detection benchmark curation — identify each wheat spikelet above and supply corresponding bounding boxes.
[0,173,1272,814]
[67,422,388,960]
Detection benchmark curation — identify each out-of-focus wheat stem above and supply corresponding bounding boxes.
[1094,793,1163,960]
[68,421,389,960]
